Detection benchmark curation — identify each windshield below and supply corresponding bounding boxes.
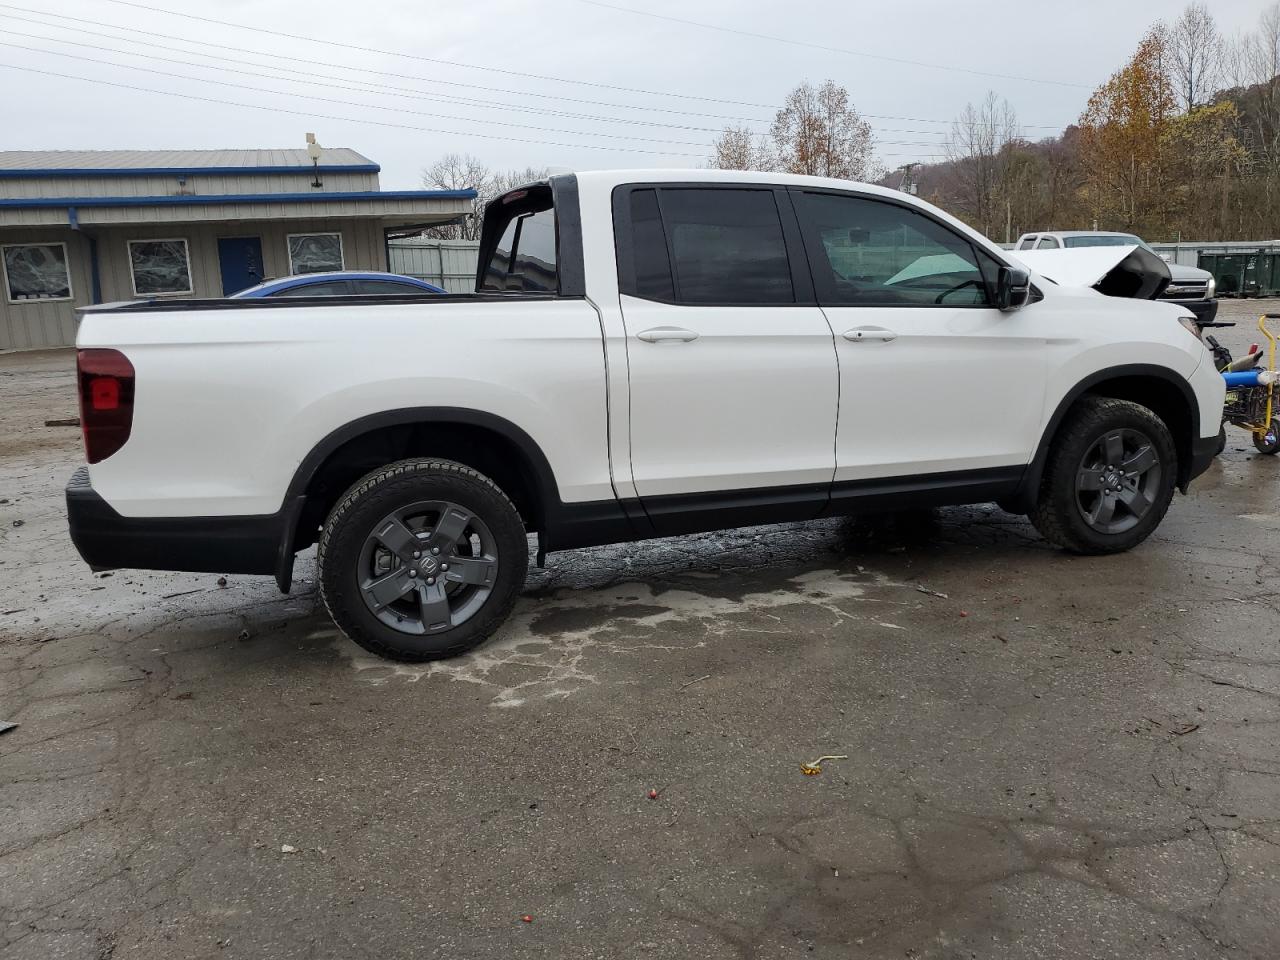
[1063,234,1154,253]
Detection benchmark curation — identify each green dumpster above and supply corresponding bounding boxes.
[1260,251,1280,298]
[1199,253,1263,297]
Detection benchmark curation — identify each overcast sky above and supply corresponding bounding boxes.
[0,0,1272,188]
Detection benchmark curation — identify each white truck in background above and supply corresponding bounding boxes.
[68,170,1225,662]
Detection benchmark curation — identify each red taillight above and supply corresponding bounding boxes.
[77,348,135,464]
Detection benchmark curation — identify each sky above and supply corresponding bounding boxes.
[0,0,1273,189]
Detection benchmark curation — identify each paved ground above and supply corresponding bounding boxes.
[2,301,1279,959]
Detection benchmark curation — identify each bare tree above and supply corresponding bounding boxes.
[1167,3,1224,111]
[945,92,1022,238]
[770,80,876,180]
[709,126,771,171]
[420,154,547,240]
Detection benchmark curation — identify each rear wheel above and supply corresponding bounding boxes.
[318,459,528,661]
[1254,417,1280,455]
[1030,397,1177,554]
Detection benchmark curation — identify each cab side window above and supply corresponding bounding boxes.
[1036,236,1059,249]
[618,187,794,305]
[794,192,997,307]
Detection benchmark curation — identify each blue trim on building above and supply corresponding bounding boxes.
[0,163,382,179]
[0,189,478,209]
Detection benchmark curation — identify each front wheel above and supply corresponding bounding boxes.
[1254,417,1280,455]
[1030,397,1177,554]
[318,459,529,661]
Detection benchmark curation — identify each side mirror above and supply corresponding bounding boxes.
[996,265,1031,311]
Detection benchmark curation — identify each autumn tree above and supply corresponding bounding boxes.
[710,81,875,180]
[770,81,876,179]
[421,154,547,240]
[1077,28,1178,233]
[1162,102,1248,236]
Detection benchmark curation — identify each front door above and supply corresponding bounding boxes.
[217,236,265,295]
[789,189,1048,492]
[614,185,839,534]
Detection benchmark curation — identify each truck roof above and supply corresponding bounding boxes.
[570,168,903,201]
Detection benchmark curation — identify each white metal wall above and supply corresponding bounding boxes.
[388,239,480,293]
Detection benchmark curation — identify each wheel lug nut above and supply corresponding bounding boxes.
[413,551,421,559]
[440,563,449,571]
[426,577,436,585]
[408,569,417,578]
[431,547,440,555]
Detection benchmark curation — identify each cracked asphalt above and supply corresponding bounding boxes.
[2,302,1279,960]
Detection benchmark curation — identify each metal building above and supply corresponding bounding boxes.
[0,148,475,350]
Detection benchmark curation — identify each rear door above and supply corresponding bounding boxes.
[614,185,839,530]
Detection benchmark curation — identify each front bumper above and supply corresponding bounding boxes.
[66,466,283,577]
[1167,298,1219,324]
[1187,431,1222,486]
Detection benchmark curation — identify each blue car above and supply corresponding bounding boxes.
[230,271,446,298]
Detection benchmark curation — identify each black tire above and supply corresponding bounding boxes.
[318,459,528,661]
[1253,418,1280,455]
[1030,397,1177,555]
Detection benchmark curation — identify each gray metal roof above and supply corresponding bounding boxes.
[0,148,375,172]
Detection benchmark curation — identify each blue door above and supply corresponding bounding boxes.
[217,236,265,295]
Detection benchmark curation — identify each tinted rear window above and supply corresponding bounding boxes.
[352,279,431,295]
[619,187,793,305]
[480,191,558,293]
[273,280,350,297]
[1063,235,1140,248]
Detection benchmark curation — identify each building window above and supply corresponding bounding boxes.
[287,233,344,275]
[128,239,193,296]
[2,243,73,302]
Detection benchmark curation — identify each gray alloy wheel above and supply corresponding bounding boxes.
[1075,428,1163,535]
[356,500,499,635]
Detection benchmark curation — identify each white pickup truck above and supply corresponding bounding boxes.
[67,170,1225,661]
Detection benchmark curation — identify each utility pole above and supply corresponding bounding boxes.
[897,163,919,196]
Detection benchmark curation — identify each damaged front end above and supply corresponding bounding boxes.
[1013,245,1172,302]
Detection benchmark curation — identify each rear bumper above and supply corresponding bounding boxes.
[66,466,284,578]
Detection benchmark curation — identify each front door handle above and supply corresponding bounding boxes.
[637,326,699,343]
[842,327,897,342]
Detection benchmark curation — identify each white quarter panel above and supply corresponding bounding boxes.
[78,299,611,517]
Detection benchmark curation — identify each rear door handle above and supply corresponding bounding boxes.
[637,326,699,343]
[842,327,897,342]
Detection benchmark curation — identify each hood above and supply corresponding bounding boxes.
[1011,245,1172,300]
[1167,261,1212,282]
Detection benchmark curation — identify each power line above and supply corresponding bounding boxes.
[0,3,1070,132]
[0,38,957,153]
[0,6,774,125]
[0,61,704,157]
[0,28,962,150]
[0,40,710,149]
[0,26,743,136]
[93,0,779,108]
[576,0,1091,90]
[0,62,948,161]
[0,20,980,141]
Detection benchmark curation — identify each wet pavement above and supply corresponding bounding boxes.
[2,303,1279,959]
